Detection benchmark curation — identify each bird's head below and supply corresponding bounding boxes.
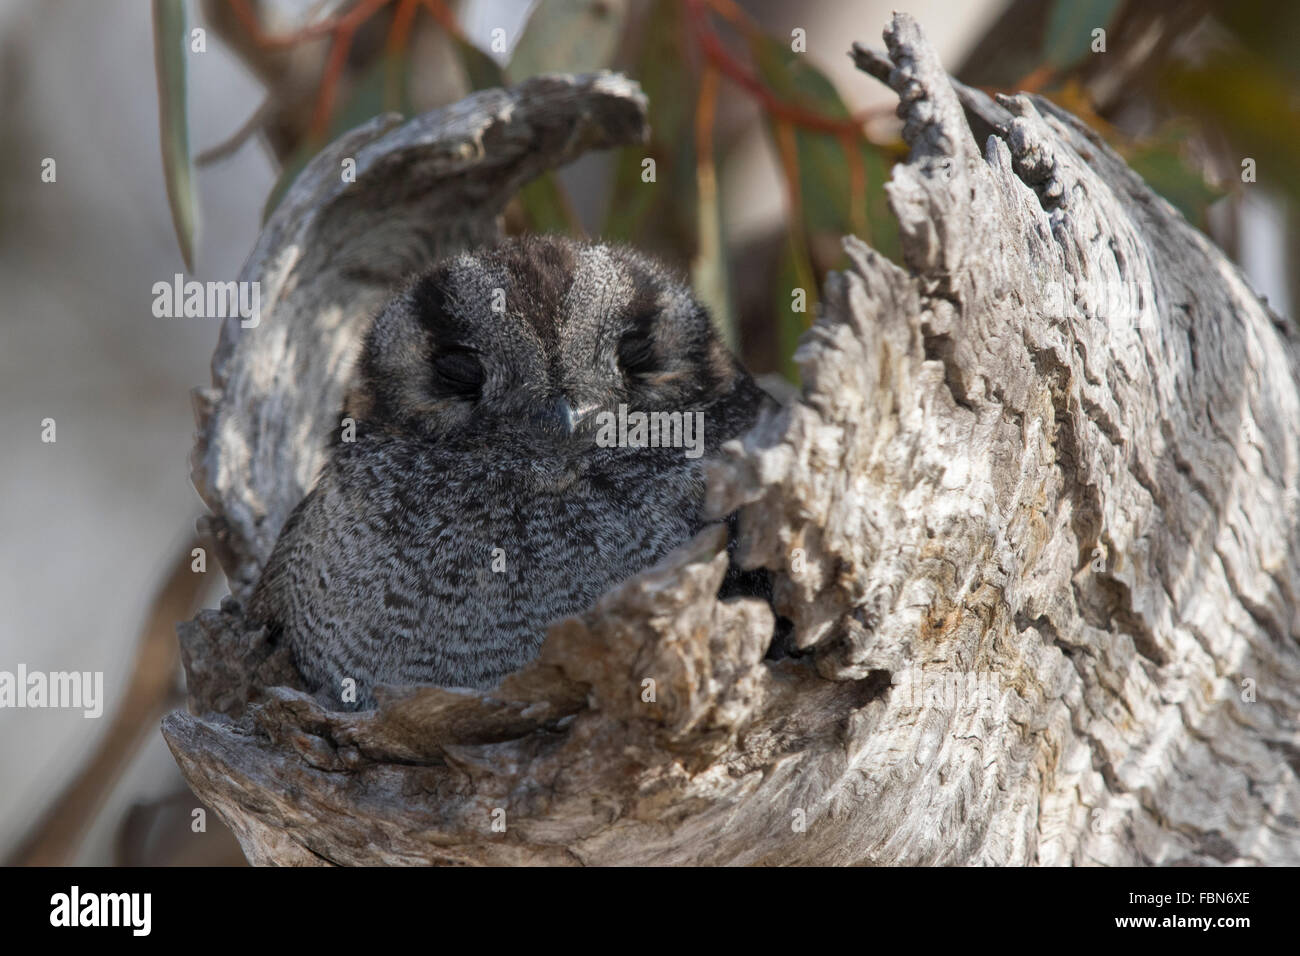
[353,235,749,450]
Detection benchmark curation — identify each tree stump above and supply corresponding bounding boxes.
[163,15,1300,866]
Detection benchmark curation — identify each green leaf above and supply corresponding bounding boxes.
[1207,2,1300,84]
[454,33,506,90]
[508,0,629,81]
[152,0,196,270]
[472,23,572,234]
[602,0,695,259]
[1161,55,1300,208]
[515,172,579,234]
[748,29,847,115]
[746,30,903,374]
[1043,0,1122,71]
[773,237,816,385]
[748,32,898,258]
[1126,129,1222,228]
[692,155,733,347]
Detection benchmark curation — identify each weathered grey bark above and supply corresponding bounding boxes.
[163,15,1300,866]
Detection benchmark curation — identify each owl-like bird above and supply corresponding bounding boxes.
[248,235,768,708]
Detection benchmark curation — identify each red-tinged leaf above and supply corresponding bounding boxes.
[748,29,900,266]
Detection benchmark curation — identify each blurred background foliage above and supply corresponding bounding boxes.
[156,0,1295,381]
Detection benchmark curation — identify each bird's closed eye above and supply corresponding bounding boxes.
[618,331,658,376]
[432,350,485,395]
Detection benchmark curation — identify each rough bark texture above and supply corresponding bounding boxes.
[164,16,1300,866]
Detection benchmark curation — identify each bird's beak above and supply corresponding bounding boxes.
[533,395,578,437]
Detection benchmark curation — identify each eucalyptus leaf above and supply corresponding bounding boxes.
[516,172,579,234]
[152,0,196,270]
[748,30,898,262]
[1126,130,1222,228]
[509,0,628,81]
[455,33,506,90]
[602,0,695,260]
[1043,0,1122,71]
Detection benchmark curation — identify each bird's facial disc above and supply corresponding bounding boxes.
[368,238,736,445]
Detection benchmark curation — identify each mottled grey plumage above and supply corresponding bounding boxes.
[248,235,766,709]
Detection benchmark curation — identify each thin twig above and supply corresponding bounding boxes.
[195,97,275,165]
